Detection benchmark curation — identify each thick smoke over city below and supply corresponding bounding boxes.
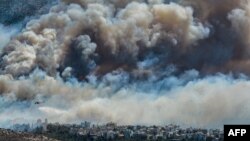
[1,0,250,128]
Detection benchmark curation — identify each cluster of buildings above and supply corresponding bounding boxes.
[12,118,48,132]
[11,119,224,141]
[61,122,224,141]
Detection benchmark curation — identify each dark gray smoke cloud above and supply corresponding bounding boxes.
[1,0,250,128]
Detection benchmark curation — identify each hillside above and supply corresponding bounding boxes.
[0,0,56,25]
[0,128,58,141]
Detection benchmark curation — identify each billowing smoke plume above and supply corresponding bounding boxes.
[1,0,250,128]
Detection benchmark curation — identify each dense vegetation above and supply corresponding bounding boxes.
[0,0,55,25]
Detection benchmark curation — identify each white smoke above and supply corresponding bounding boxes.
[0,69,250,128]
[0,24,20,49]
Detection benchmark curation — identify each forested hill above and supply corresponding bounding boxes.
[0,0,56,25]
[0,128,58,141]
